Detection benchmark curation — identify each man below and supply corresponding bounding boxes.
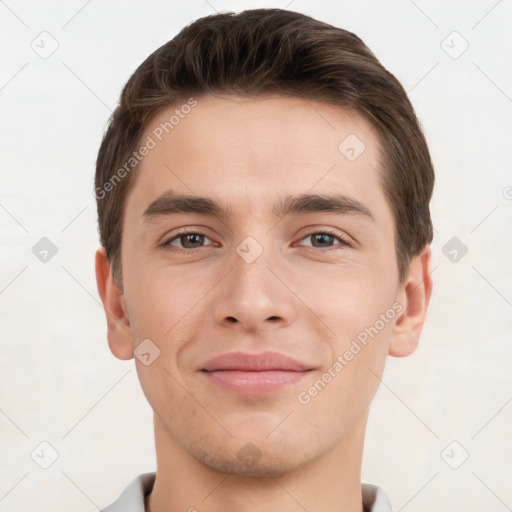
[95,8,434,512]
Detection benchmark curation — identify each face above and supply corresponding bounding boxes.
[108,95,414,477]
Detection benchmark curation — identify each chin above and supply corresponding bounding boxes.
[183,429,323,479]
[195,444,311,478]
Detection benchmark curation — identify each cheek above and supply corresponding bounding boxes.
[296,319,393,434]
[124,260,210,339]
[296,261,398,339]
[294,266,397,409]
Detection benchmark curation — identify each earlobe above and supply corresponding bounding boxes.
[389,246,433,358]
[95,247,134,360]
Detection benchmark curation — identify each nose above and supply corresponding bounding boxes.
[212,240,298,333]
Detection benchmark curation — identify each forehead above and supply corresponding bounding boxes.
[123,94,391,226]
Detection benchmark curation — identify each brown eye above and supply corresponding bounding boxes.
[161,231,213,252]
[297,231,352,250]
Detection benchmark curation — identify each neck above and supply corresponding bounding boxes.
[146,412,368,512]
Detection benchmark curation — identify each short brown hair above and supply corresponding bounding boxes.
[95,8,434,289]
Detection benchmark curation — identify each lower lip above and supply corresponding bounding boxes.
[202,370,310,394]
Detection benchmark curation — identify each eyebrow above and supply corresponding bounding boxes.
[141,190,374,222]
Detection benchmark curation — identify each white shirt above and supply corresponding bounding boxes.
[102,472,393,511]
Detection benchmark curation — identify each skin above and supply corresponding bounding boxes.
[96,95,432,512]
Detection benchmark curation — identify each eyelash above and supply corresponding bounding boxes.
[160,228,352,254]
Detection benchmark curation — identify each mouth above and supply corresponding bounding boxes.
[200,351,313,394]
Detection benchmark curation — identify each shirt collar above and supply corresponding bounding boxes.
[103,472,393,512]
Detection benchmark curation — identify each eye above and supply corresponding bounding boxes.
[297,230,352,250]
[160,230,214,252]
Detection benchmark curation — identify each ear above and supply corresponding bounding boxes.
[95,246,134,360]
[389,245,433,357]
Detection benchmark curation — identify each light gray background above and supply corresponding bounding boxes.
[1,1,511,510]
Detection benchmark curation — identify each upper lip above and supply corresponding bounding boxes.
[201,351,311,372]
